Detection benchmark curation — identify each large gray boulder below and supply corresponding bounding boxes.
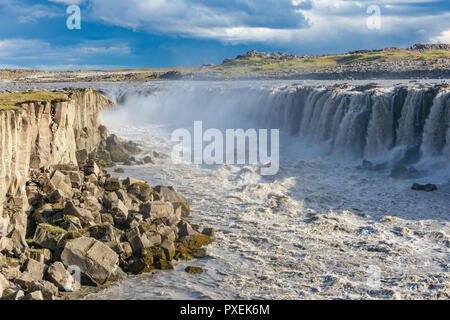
[139,201,174,220]
[64,202,95,227]
[84,160,101,177]
[125,227,160,255]
[49,170,74,200]
[33,224,67,251]
[0,237,13,253]
[46,261,80,292]
[0,273,10,297]
[22,259,46,281]
[154,186,189,207]
[60,237,119,285]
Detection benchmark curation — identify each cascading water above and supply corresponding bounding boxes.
[109,82,450,175]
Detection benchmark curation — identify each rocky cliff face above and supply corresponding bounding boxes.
[0,89,111,237]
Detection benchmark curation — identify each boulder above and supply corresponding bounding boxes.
[60,237,119,285]
[2,289,24,300]
[26,280,59,300]
[46,261,80,292]
[104,178,121,192]
[81,195,102,213]
[0,252,6,267]
[154,186,189,208]
[7,227,29,255]
[29,249,52,264]
[84,224,122,253]
[125,227,147,255]
[119,241,133,260]
[47,189,69,204]
[191,248,207,258]
[160,240,175,261]
[127,182,153,202]
[0,273,10,297]
[185,266,203,274]
[101,213,114,224]
[143,156,155,164]
[140,201,174,220]
[116,189,135,210]
[114,168,125,174]
[76,149,89,169]
[84,160,101,177]
[22,291,44,300]
[49,170,74,200]
[33,224,67,251]
[22,259,46,281]
[65,171,83,189]
[411,183,438,192]
[63,202,95,227]
[202,227,215,237]
[0,237,13,253]
[180,234,213,250]
[59,215,83,231]
[84,182,102,198]
[178,221,200,238]
[110,200,129,226]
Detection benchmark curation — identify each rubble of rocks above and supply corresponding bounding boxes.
[0,134,213,300]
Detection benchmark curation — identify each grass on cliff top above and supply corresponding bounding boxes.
[209,49,450,75]
[0,90,69,111]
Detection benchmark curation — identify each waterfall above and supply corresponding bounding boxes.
[112,82,450,168]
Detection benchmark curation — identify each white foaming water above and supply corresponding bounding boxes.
[84,81,449,300]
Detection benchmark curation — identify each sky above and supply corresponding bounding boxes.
[0,0,449,70]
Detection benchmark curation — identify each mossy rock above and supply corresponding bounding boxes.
[191,248,207,258]
[185,266,203,274]
[155,260,174,270]
[109,146,130,162]
[142,247,164,261]
[127,182,153,202]
[104,178,121,192]
[182,235,213,250]
[39,223,67,235]
[60,230,83,243]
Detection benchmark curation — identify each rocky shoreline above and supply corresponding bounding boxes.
[0,89,213,300]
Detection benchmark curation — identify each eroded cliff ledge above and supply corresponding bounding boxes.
[0,89,112,236]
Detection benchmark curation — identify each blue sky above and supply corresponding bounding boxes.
[0,0,449,70]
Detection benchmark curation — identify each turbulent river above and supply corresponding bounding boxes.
[5,80,449,299]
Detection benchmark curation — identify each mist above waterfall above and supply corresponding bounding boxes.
[101,81,450,181]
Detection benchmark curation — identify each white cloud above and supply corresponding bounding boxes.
[430,29,450,43]
[0,39,131,63]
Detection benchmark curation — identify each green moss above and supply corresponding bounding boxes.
[39,223,67,235]
[25,238,35,247]
[0,90,69,111]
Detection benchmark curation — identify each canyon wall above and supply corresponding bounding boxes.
[0,89,111,236]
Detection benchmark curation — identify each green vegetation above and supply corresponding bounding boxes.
[0,90,69,111]
[204,49,450,77]
[39,222,68,235]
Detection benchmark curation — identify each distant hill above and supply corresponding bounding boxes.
[193,43,450,80]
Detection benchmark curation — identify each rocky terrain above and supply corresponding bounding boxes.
[0,89,213,300]
[195,44,450,80]
[1,44,448,82]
